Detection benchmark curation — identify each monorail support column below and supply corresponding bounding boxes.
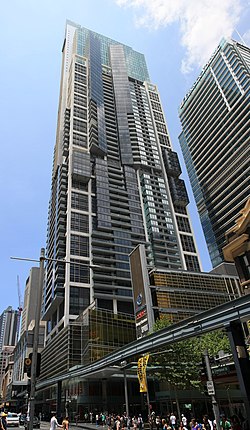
[102,379,108,412]
[57,380,62,423]
[226,320,250,426]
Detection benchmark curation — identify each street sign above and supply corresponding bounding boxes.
[207,380,215,395]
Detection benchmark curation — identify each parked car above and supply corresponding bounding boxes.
[24,416,40,429]
[6,413,20,427]
[19,415,26,425]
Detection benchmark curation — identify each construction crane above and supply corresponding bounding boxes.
[16,275,24,340]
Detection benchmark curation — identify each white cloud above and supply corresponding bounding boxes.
[116,0,244,73]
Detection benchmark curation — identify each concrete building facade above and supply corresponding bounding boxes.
[42,21,201,342]
[179,39,250,268]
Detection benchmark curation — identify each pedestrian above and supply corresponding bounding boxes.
[170,413,176,430]
[138,415,143,430]
[156,416,161,430]
[190,418,200,430]
[0,413,7,430]
[220,415,231,430]
[127,416,132,430]
[230,415,241,430]
[203,415,213,430]
[132,417,138,430]
[115,416,121,430]
[62,417,69,430]
[96,414,100,427]
[149,417,154,430]
[162,419,168,430]
[181,415,187,427]
[179,422,188,430]
[50,414,62,430]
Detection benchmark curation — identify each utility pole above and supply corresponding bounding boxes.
[204,349,221,430]
[28,248,45,430]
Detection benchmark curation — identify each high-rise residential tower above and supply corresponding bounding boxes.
[20,267,40,336]
[42,21,201,340]
[0,306,19,390]
[179,38,250,268]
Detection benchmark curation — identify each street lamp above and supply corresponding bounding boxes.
[120,360,130,418]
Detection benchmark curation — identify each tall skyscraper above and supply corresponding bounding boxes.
[0,306,19,390]
[0,306,19,351]
[20,267,40,336]
[179,38,250,268]
[42,21,201,340]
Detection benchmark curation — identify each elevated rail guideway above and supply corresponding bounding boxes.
[37,294,250,425]
[37,294,250,388]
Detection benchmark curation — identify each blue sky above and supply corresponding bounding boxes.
[1,0,249,313]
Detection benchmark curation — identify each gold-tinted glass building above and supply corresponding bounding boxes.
[130,244,241,336]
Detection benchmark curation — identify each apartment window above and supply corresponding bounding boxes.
[73,118,87,134]
[71,212,89,233]
[75,73,87,85]
[71,192,88,211]
[72,178,88,191]
[153,111,165,122]
[73,106,87,120]
[185,254,200,272]
[74,94,87,107]
[75,63,86,74]
[74,83,87,96]
[156,122,167,134]
[70,234,89,257]
[73,132,87,148]
[180,234,196,253]
[176,216,191,233]
[158,134,170,146]
[70,259,90,283]
[69,286,90,315]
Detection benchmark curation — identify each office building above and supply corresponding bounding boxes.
[223,198,250,294]
[42,21,201,340]
[0,306,19,395]
[130,244,241,338]
[0,306,19,350]
[179,38,250,268]
[20,267,40,336]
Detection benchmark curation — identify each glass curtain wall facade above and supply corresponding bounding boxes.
[42,20,201,341]
[179,39,250,268]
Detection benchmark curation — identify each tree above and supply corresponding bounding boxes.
[149,315,231,390]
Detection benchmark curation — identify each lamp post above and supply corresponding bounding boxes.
[28,248,45,430]
[203,349,221,430]
[121,361,130,418]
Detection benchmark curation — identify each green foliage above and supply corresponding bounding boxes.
[150,316,230,390]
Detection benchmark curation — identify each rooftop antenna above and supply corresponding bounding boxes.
[234,28,247,45]
[16,275,23,340]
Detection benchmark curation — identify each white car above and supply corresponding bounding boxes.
[6,412,20,427]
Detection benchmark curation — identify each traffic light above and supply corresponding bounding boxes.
[24,354,32,378]
[24,352,41,378]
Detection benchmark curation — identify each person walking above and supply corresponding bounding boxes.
[156,416,161,430]
[50,414,62,430]
[138,415,143,430]
[170,413,176,430]
[0,413,7,430]
[220,415,231,430]
[62,417,69,430]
